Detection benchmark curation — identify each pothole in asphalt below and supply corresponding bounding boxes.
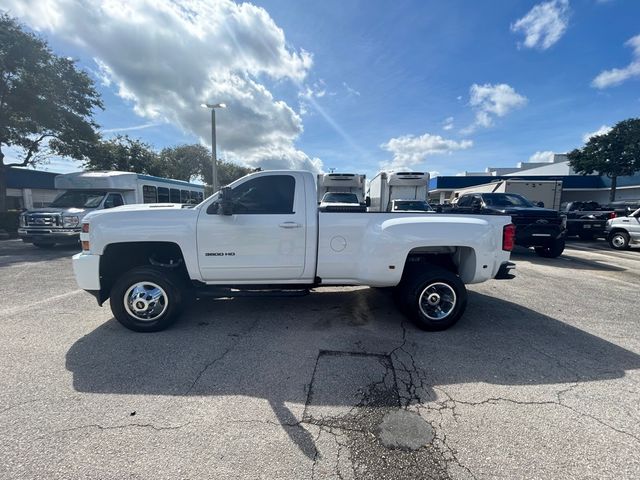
[377,409,435,450]
[303,350,452,480]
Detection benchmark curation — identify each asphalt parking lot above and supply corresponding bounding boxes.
[0,239,639,479]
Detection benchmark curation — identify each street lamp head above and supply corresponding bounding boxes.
[201,102,227,109]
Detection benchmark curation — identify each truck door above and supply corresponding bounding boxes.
[196,173,307,281]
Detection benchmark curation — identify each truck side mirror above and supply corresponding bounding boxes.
[220,187,234,216]
[365,196,371,207]
[536,201,545,208]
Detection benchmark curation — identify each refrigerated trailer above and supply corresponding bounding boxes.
[367,171,430,212]
[316,173,367,203]
[451,179,563,210]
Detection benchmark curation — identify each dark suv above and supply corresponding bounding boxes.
[453,193,567,257]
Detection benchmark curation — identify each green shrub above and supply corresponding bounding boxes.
[0,211,20,234]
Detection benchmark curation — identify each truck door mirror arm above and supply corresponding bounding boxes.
[220,186,234,216]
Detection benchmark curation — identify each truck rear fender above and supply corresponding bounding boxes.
[355,217,503,285]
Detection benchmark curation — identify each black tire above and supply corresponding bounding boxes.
[33,242,55,249]
[578,232,594,241]
[110,266,185,332]
[608,231,630,250]
[394,267,468,331]
[534,238,565,258]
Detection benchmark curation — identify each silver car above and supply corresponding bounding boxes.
[606,207,640,250]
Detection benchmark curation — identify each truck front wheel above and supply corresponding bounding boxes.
[110,266,185,332]
[609,231,630,250]
[395,268,468,331]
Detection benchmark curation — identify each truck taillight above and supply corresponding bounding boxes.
[81,241,90,251]
[82,223,89,233]
[503,224,516,251]
[609,212,617,219]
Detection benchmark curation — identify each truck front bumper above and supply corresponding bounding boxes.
[18,228,80,244]
[72,252,101,291]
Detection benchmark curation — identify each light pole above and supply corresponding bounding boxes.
[201,102,227,193]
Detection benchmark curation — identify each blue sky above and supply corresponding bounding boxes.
[5,0,640,179]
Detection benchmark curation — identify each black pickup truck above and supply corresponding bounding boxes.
[449,192,567,257]
[559,201,615,240]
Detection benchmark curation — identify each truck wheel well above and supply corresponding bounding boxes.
[99,242,188,301]
[401,251,458,281]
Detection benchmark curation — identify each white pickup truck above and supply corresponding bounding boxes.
[72,170,515,332]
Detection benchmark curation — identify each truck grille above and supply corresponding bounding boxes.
[25,214,61,227]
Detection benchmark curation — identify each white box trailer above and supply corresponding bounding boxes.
[367,171,430,212]
[316,173,366,203]
[451,179,563,210]
[18,171,204,247]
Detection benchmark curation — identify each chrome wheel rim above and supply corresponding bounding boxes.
[612,234,626,248]
[124,282,168,322]
[418,282,456,321]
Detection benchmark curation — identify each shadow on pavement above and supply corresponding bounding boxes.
[65,288,640,458]
[0,239,79,267]
[511,247,626,272]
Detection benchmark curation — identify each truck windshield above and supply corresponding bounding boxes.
[482,193,533,208]
[50,190,108,208]
[393,201,433,211]
[322,192,359,204]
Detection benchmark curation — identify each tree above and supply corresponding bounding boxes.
[87,140,253,189]
[568,118,640,202]
[85,135,159,175]
[156,144,209,182]
[0,14,103,211]
[157,143,253,186]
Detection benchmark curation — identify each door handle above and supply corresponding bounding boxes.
[279,222,301,228]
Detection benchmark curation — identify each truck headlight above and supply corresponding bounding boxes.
[63,216,80,227]
[19,214,26,227]
[560,215,567,228]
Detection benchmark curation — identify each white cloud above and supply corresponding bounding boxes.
[582,125,612,143]
[463,83,527,133]
[381,133,473,170]
[592,35,640,89]
[7,0,322,172]
[511,0,570,50]
[528,151,555,163]
[102,122,160,134]
[442,117,454,131]
[343,82,361,97]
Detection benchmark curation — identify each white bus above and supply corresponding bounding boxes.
[18,171,204,248]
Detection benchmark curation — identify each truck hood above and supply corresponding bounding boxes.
[23,207,88,215]
[83,203,188,221]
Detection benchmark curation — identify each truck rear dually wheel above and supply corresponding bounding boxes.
[110,266,185,332]
[395,267,467,331]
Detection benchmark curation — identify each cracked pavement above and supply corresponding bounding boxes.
[1,239,639,479]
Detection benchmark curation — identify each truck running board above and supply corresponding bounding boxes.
[194,286,310,298]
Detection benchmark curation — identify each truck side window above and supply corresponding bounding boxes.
[157,187,170,203]
[231,175,295,214]
[170,189,180,203]
[180,190,190,203]
[143,185,157,203]
[104,193,124,209]
[457,196,471,207]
